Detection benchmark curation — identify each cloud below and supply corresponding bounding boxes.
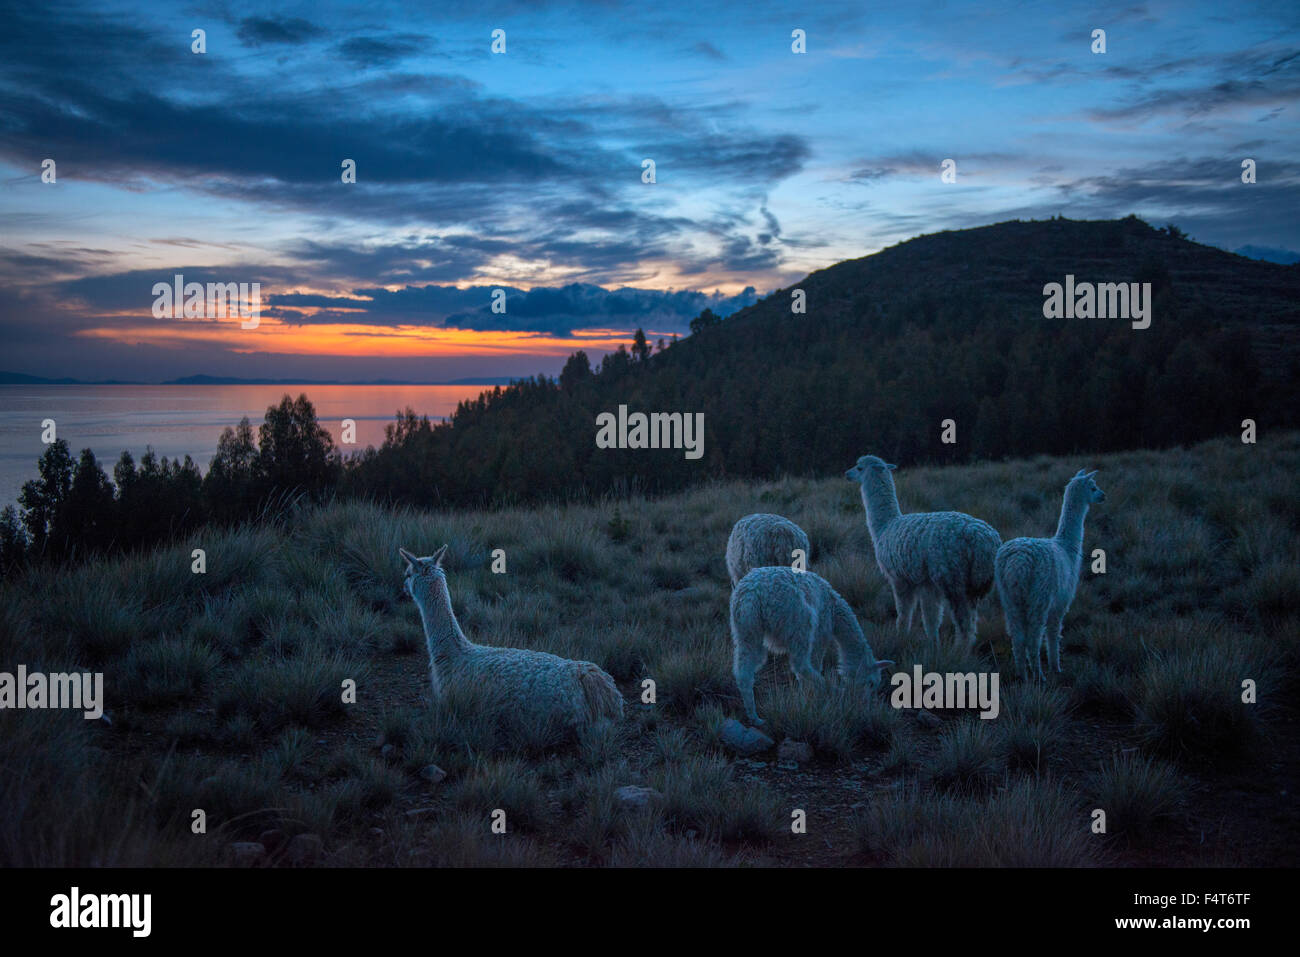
[337,35,429,66]
[687,41,727,61]
[442,283,761,335]
[236,17,326,46]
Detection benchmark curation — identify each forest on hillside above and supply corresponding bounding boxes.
[3,217,1295,572]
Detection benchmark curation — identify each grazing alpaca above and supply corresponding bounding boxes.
[846,455,1001,647]
[725,513,810,585]
[730,565,893,726]
[400,545,623,730]
[995,470,1106,679]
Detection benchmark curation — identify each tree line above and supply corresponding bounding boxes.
[3,216,1293,576]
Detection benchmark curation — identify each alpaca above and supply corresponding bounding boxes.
[399,545,623,731]
[730,565,894,726]
[995,470,1106,679]
[845,455,1001,647]
[725,513,811,585]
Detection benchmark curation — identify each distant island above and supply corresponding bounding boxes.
[0,372,521,386]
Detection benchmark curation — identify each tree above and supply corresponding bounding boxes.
[559,351,592,392]
[63,448,116,552]
[631,328,651,363]
[598,344,632,378]
[689,308,720,335]
[202,418,260,524]
[0,505,26,578]
[256,394,339,499]
[19,439,74,553]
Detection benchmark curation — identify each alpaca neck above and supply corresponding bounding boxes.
[832,596,868,672]
[414,584,471,665]
[1053,489,1089,558]
[861,472,902,541]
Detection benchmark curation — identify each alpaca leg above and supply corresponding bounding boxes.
[919,590,942,642]
[1046,612,1065,674]
[946,592,974,648]
[787,630,828,695]
[812,640,828,678]
[734,637,769,726]
[893,583,916,634]
[1032,624,1048,681]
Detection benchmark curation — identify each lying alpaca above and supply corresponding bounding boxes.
[730,565,894,726]
[400,545,623,730]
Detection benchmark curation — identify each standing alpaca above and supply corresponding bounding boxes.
[400,546,623,731]
[730,565,894,726]
[845,455,1001,647]
[995,470,1105,679]
[725,513,810,585]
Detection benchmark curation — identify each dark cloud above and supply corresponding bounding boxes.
[236,17,325,46]
[688,41,727,61]
[337,35,428,66]
[443,283,761,335]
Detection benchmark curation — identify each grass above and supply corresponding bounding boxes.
[1085,752,1186,839]
[0,431,1296,866]
[855,779,1099,866]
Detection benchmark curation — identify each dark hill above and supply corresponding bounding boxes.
[348,216,1300,506]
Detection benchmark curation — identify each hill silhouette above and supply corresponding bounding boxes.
[350,216,1298,506]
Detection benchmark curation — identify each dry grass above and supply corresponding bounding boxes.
[1,431,1295,865]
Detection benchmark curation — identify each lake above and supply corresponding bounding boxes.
[0,383,493,505]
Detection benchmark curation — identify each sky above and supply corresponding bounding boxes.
[0,0,1297,382]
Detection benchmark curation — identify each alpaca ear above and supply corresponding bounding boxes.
[1084,469,1099,479]
[886,463,897,471]
[431,544,449,567]
[1073,468,1087,478]
[876,659,895,672]
[398,546,418,568]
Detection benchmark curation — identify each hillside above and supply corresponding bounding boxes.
[743,216,1300,377]
[3,433,1296,866]
[353,216,1299,507]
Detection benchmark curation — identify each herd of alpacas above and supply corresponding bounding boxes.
[398,458,1106,734]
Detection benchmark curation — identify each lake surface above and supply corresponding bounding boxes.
[0,384,491,505]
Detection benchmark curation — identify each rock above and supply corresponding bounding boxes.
[613,785,660,811]
[720,718,775,755]
[285,833,324,866]
[419,764,447,784]
[915,709,942,729]
[778,738,814,763]
[258,829,287,853]
[225,842,266,867]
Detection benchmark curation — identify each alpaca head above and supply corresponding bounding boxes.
[1066,469,1106,506]
[844,454,897,483]
[857,657,896,694]
[398,544,449,607]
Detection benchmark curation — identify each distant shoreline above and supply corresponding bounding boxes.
[0,373,522,387]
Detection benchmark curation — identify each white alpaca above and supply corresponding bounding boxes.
[400,546,623,731]
[845,455,1001,647]
[995,470,1106,679]
[725,513,810,585]
[730,565,894,726]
